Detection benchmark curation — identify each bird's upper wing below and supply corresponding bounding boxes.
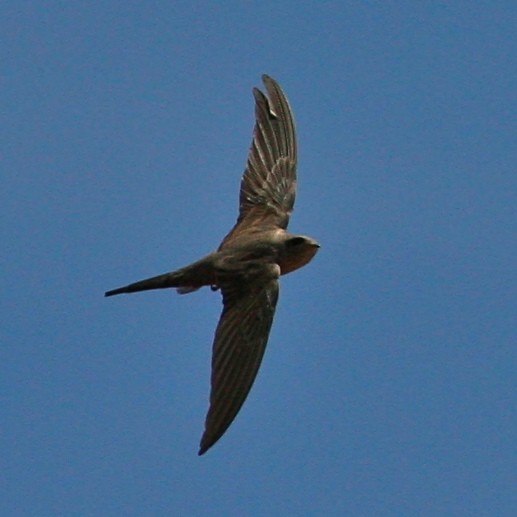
[198,262,280,455]
[220,75,297,248]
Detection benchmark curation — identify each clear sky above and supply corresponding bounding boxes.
[2,2,516,516]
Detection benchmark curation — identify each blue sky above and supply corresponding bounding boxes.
[2,2,516,515]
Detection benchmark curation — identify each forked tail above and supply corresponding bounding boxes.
[105,255,216,297]
[105,271,187,297]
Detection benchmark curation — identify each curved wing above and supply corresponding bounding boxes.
[220,75,297,248]
[198,263,280,455]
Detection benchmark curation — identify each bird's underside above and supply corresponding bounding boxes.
[105,75,319,455]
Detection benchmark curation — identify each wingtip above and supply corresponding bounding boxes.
[262,74,282,90]
[198,441,210,456]
[198,429,222,456]
[198,434,212,456]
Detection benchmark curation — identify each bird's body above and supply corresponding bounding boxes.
[105,229,318,297]
[105,75,319,455]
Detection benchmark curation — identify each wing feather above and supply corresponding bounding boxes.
[198,265,280,455]
[220,75,297,248]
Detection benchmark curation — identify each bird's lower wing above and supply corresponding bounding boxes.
[198,263,280,455]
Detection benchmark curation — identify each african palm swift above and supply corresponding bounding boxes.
[105,75,319,455]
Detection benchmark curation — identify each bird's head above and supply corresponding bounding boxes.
[279,234,320,275]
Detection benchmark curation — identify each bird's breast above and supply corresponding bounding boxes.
[278,246,319,275]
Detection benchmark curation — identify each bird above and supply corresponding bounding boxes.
[105,75,319,455]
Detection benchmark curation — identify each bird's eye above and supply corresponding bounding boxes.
[287,237,306,247]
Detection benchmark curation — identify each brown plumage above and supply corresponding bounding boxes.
[105,75,319,455]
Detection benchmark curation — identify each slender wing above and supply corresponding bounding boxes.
[198,263,280,455]
[221,75,297,248]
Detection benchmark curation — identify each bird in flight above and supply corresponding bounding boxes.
[105,75,319,455]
